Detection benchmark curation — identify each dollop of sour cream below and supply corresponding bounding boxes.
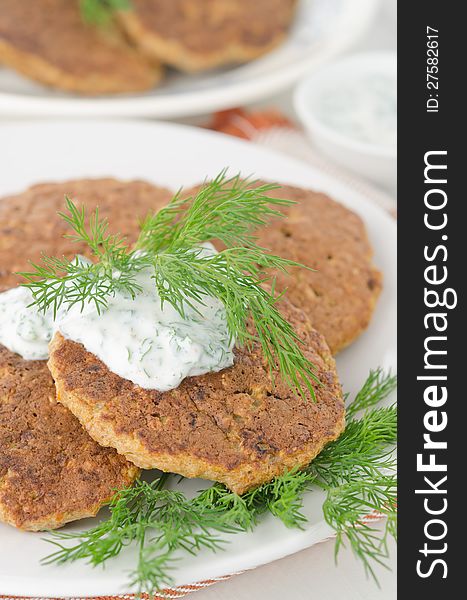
[315,73,397,147]
[0,286,55,360]
[0,246,234,391]
[59,269,234,391]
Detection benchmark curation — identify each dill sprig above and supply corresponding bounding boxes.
[308,369,397,582]
[19,199,147,316]
[136,172,292,252]
[43,370,397,594]
[345,368,397,421]
[79,0,131,25]
[19,171,319,397]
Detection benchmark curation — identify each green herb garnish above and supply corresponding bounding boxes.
[19,171,318,398]
[42,369,397,593]
[79,0,131,25]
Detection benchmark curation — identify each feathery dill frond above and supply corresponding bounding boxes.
[43,370,397,593]
[80,0,130,25]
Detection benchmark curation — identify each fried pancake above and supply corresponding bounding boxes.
[48,299,345,495]
[117,0,298,72]
[0,178,173,291]
[184,181,382,354]
[257,184,382,353]
[0,179,173,530]
[0,0,162,94]
[0,344,139,531]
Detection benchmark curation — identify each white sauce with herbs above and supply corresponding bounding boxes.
[0,245,234,391]
[59,268,234,391]
[316,73,397,147]
[0,286,55,360]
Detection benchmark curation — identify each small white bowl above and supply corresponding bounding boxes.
[294,51,396,188]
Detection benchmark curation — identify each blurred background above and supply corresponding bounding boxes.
[0,0,396,201]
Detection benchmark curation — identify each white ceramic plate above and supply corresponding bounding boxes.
[0,120,396,597]
[0,0,378,118]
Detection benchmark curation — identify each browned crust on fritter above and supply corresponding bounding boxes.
[48,299,345,495]
[0,0,162,94]
[0,178,173,292]
[184,182,382,354]
[0,344,139,531]
[118,0,298,72]
[257,184,382,353]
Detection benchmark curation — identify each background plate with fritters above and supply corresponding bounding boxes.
[0,0,378,118]
[0,120,396,597]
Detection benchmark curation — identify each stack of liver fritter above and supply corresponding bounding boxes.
[0,177,380,530]
[0,179,172,530]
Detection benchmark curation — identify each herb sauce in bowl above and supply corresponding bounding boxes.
[294,51,397,188]
[315,73,396,148]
